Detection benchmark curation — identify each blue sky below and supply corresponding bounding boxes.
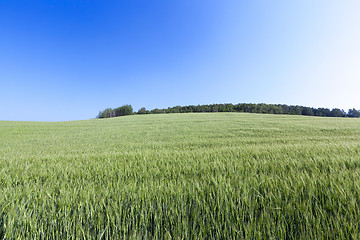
[1,0,360,121]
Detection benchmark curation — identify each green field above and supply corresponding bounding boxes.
[1,113,360,239]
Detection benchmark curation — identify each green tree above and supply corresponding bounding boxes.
[137,107,147,114]
[330,108,344,117]
[348,108,360,118]
[98,108,115,118]
[302,107,314,116]
[114,105,133,116]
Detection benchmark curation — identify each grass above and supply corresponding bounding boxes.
[0,112,360,239]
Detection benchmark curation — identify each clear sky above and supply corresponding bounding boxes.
[1,0,360,121]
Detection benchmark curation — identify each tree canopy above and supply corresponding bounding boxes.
[98,105,133,118]
[97,103,359,119]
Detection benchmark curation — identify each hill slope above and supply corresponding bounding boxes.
[1,113,360,239]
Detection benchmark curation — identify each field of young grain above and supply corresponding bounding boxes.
[0,113,359,239]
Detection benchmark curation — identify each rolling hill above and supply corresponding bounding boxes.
[1,113,359,239]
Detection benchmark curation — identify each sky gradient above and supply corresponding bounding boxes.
[1,0,360,121]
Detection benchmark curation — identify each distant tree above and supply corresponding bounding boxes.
[138,107,147,114]
[281,105,290,114]
[330,108,344,117]
[110,108,116,117]
[99,108,115,118]
[314,108,331,117]
[289,106,302,115]
[151,108,165,114]
[172,106,181,113]
[97,103,357,119]
[96,111,103,119]
[225,104,234,112]
[302,107,314,116]
[114,105,133,116]
[211,105,219,112]
[271,105,282,114]
[348,108,360,118]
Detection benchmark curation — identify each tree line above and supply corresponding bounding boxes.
[97,105,133,118]
[97,103,360,118]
